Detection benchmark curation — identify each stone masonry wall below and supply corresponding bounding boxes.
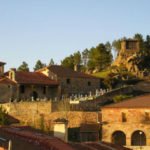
[0,84,16,103]
[1,102,99,129]
[102,108,150,146]
[58,77,100,96]
[1,101,52,116]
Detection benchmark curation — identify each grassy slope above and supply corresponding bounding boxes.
[92,70,111,78]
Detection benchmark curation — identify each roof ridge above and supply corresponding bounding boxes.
[102,94,150,108]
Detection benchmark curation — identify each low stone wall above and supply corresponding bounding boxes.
[0,101,99,130]
[1,101,52,115]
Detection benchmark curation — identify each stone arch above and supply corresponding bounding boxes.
[131,130,146,146]
[112,130,126,145]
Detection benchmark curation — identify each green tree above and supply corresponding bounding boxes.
[112,39,121,52]
[112,37,126,53]
[87,47,96,70]
[105,42,113,64]
[34,60,45,71]
[143,35,150,55]
[0,106,9,125]
[113,94,133,103]
[73,51,82,65]
[133,33,143,41]
[61,55,74,69]
[82,48,89,67]
[133,33,144,51]
[88,44,112,71]
[49,58,55,66]
[18,61,29,72]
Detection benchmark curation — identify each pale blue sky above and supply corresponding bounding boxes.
[0,0,150,71]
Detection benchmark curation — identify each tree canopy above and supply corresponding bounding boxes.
[61,55,74,69]
[61,43,113,72]
[34,60,46,71]
[17,61,29,72]
[49,58,55,66]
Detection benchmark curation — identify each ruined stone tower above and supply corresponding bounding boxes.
[113,39,140,66]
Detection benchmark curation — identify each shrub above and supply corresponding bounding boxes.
[113,94,133,103]
[0,106,9,125]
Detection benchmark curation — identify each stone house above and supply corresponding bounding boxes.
[0,62,59,101]
[37,65,100,97]
[0,63,100,102]
[101,94,150,150]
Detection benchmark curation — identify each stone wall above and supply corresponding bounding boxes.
[1,101,52,116]
[0,84,15,103]
[57,77,100,96]
[18,85,58,100]
[40,67,100,96]
[1,101,99,129]
[102,108,150,146]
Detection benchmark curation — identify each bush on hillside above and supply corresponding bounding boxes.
[113,94,133,103]
[0,106,9,125]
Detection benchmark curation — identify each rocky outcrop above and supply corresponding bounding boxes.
[113,40,150,79]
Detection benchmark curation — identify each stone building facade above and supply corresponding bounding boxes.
[101,94,150,150]
[37,65,101,97]
[0,63,100,102]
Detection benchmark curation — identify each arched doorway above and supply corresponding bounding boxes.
[31,91,38,100]
[131,130,146,146]
[112,131,126,145]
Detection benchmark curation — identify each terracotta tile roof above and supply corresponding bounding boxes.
[80,123,100,132]
[15,71,58,86]
[69,142,95,150]
[102,141,132,150]
[48,65,99,79]
[0,77,16,85]
[0,126,74,150]
[102,94,150,108]
[70,142,131,150]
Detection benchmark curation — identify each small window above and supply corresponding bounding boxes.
[88,81,91,86]
[145,112,150,121]
[66,78,71,84]
[43,86,46,94]
[122,112,127,122]
[20,85,25,94]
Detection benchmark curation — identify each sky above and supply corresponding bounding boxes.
[0,0,150,71]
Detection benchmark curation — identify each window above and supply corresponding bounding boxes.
[126,41,137,50]
[43,86,46,94]
[122,112,127,122]
[88,81,91,86]
[20,85,25,94]
[66,78,71,84]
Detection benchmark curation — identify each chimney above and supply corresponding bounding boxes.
[0,61,6,76]
[9,68,16,81]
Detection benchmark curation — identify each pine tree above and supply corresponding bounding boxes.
[18,61,29,72]
[34,60,45,71]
